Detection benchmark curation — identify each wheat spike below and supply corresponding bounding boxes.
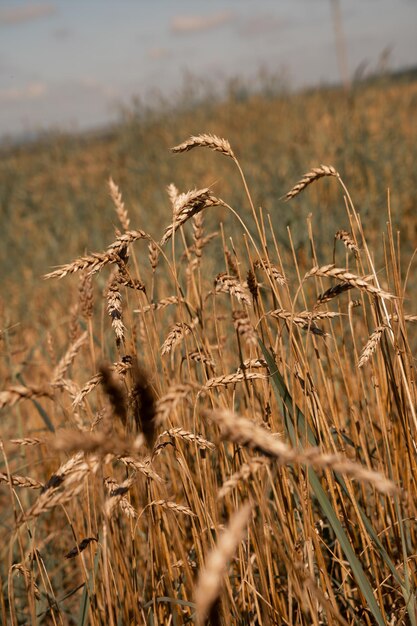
[283,164,338,201]
[44,252,116,280]
[79,272,94,319]
[148,240,159,272]
[136,296,182,314]
[18,453,101,525]
[44,230,148,280]
[73,359,131,407]
[195,503,251,625]
[254,258,287,285]
[104,476,138,519]
[166,183,179,210]
[358,326,386,368]
[214,273,251,306]
[335,229,359,255]
[109,177,130,231]
[155,384,192,426]
[161,318,198,356]
[205,410,397,493]
[99,362,127,425]
[160,188,224,247]
[218,458,269,499]
[238,358,268,371]
[316,282,354,305]
[51,331,88,385]
[150,499,196,517]
[267,308,327,336]
[106,229,149,255]
[224,247,239,276]
[65,537,98,559]
[0,385,52,410]
[9,438,43,446]
[246,268,259,301]
[305,265,395,300]
[161,427,215,450]
[106,274,125,346]
[130,361,157,448]
[205,372,268,389]
[172,133,235,159]
[52,431,145,457]
[390,314,417,324]
[232,310,257,346]
[118,456,164,482]
[0,472,43,490]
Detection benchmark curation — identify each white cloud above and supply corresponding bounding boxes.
[0,82,46,103]
[0,3,56,26]
[171,11,234,35]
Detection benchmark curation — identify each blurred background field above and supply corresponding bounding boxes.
[1,70,417,326]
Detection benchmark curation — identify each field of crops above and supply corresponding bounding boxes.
[1,74,417,624]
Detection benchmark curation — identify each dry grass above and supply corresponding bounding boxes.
[1,78,417,625]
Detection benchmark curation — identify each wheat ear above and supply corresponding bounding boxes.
[195,503,251,625]
[282,165,338,201]
[172,133,235,159]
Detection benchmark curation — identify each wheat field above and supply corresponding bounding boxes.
[1,77,417,625]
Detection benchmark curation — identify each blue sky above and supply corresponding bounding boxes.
[0,0,416,138]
